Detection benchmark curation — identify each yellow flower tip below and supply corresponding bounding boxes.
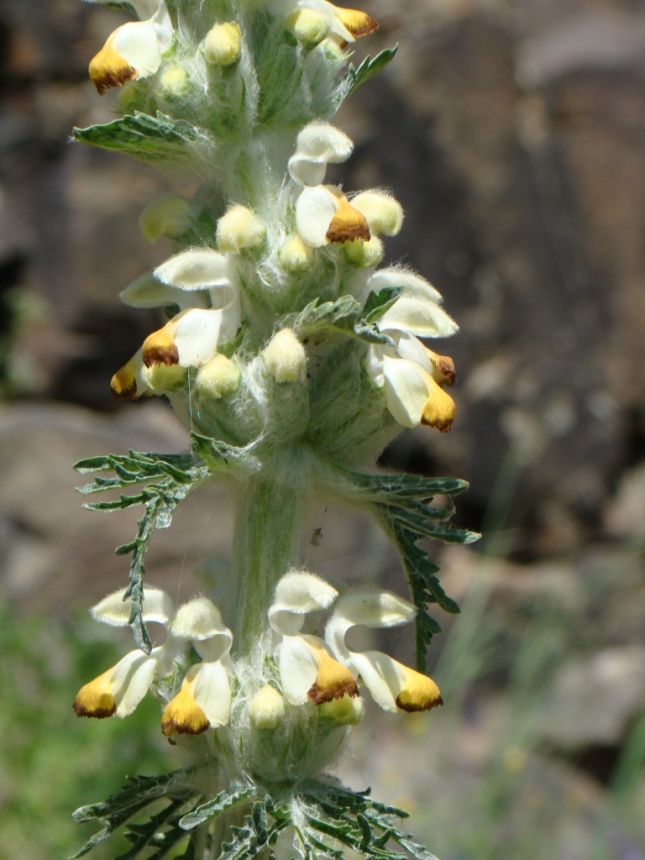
[89,45,137,95]
[395,671,443,713]
[425,349,456,387]
[203,21,242,66]
[142,328,179,368]
[334,6,379,39]
[161,689,210,737]
[307,647,360,705]
[110,359,138,400]
[73,675,117,719]
[421,380,456,433]
[326,196,371,244]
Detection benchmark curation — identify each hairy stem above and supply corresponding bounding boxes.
[232,447,309,653]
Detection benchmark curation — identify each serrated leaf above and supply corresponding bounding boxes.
[179,786,253,830]
[342,47,398,99]
[73,112,210,167]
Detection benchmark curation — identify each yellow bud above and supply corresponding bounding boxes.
[249,685,285,729]
[161,65,189,94]
[217,204,266,254]
[262,328,307,383]
[196,354,241,399]
[342,235,385,268]
[279,235,314,273]
[286,8,330,46]
[352,190,404,236]
[139,195,193,242]
[203,22,242,66]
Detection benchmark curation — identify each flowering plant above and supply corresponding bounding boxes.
[70,1,478,857]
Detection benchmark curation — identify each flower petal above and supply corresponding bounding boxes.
[269,570,338,636]
[382,355,435,428]
[154,248,232,290]
[278,634,357,705]
[89,19,163,94]
[379,295,459,338]
[350,651,442,713]
[295,185,340,247]
[74,648,160,719]
[192,661,232,727]
[142,308,226,368]
[120,274,209,310]
[91,586,175,626]
[161,664,210,736]
[288,122,353,186]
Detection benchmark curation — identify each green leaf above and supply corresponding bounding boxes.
[291,295,363,337]
[341,47,398,100]
[179,786,253,830]
[362,287,402,324]
[71,772,196,859]
[73,111,210,167]
[329,463,479,663]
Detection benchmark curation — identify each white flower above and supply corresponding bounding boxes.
[268,571,359,706]
[74,588,233,736]
[88,0,173,95]
[325,588,443,713]
[112,249,242,400]
[161,598,233,736]
[355,267,458,430]
[288,122,370,248]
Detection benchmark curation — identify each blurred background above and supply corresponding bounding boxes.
[1,0,645,857]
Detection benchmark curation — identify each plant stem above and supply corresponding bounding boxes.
[232,447,308,654]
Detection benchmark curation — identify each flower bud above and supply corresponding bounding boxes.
[160,65,189,95]
[262,328,306,383]
[203,22,242,66]
[279,235,314,273]
[217,205,266,254]
[248,685,285,729]
[286,8,330,46]
[342,236,384,268]
[196,354,241,399]
[352,190,404,236]
[139,195,192,242]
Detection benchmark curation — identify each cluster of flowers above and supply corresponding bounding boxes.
[110,120,458,434]
[88,0,378,97]
[74,572,442,736]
